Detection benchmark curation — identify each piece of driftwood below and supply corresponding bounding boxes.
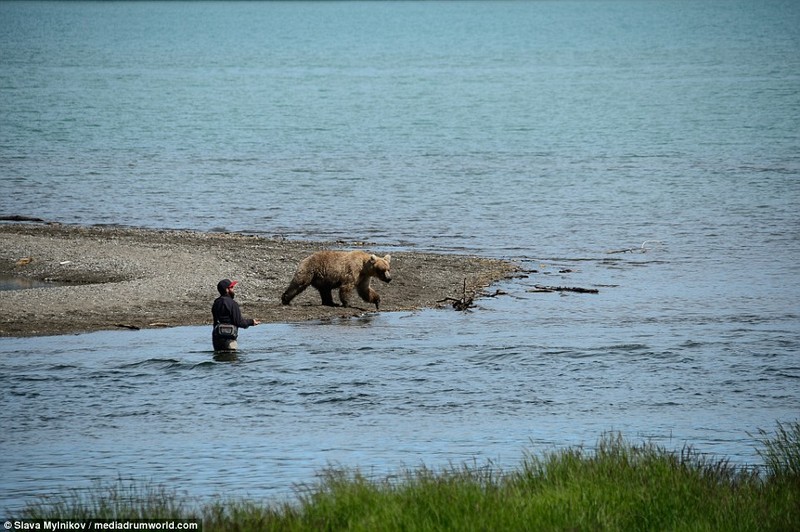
[607,240,663,254]
[528,285,599,294]
[115,323,141,330]
[437,278,476,311]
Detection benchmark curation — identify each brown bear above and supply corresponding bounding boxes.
[281,251,392,309]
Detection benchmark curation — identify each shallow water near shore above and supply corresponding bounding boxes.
[0,274,71,291]
[2,254,798,511]
[2,0,800,515]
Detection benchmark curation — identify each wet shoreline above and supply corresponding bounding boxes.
[0,222,519,337]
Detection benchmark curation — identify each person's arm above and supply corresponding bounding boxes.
[229,300,255,328]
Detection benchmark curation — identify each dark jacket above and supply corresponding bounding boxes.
[212,295,255,337]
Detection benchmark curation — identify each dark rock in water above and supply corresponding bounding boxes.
[0,215,46,223]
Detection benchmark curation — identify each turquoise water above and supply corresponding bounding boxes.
[1,0,799,514]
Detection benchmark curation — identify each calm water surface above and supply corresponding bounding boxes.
[1,0,799,514]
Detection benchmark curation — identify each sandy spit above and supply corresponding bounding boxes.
[0,223,520,338]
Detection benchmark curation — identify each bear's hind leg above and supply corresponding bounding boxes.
[281,274,310,305]
[318,287,337,307]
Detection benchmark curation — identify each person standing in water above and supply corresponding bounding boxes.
[212,279,260,351]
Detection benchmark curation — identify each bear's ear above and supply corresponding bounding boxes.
[368,254,378,263]
[383,254,391,264]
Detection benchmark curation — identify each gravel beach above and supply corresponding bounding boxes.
[0,223,519,337]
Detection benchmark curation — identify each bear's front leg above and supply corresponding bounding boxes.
[356,284,380,310]
[370,289,381,310]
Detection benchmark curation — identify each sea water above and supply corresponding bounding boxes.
[1,0,799,514]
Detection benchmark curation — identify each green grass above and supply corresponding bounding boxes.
[20,422,800,531]
[19,479,194,521]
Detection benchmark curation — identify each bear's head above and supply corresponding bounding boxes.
[367,254,392,283]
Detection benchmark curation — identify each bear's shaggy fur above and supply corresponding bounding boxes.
[281,251,392,309]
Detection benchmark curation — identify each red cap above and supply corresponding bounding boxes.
[217,279,238,293]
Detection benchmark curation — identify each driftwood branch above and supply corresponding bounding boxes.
[437,278,476,311]
[484,289,507,297]
[607,240,663,254]
[528,285,599,294]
